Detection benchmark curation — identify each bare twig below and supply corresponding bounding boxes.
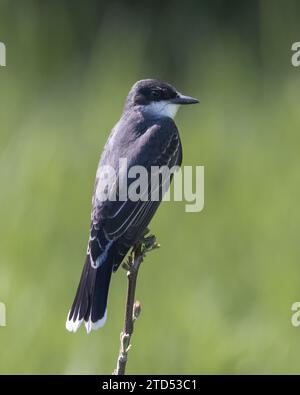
[113,231,159,375]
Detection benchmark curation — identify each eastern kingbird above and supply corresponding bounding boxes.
[66,79,198,333]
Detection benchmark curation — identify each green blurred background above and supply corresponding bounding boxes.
[0,0,300,374]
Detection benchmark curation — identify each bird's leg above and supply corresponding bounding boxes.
[137,227,160,255]
[121,228,159,271]
[141,233,160,253]
[121,254,133,271]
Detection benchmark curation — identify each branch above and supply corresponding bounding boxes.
[113,231,159,375]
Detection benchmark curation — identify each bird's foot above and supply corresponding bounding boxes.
[121,231,159,271]
[141,234,160,253]
[138,229,160,255]
[122,255,133,271]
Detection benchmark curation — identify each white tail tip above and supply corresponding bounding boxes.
[66,310,107,334]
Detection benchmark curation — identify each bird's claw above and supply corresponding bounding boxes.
[140,233,160,254]
[122,231,159,272]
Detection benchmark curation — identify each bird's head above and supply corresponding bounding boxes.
[124,79,199,119]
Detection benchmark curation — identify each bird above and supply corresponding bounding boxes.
[66,79,199,333]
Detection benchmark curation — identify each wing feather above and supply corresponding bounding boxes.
[89,118,182,270]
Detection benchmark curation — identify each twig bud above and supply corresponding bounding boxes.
[133,301,142,320]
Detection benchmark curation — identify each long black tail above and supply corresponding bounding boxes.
[66,255,113,333]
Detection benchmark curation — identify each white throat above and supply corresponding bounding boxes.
[143,100,179,119]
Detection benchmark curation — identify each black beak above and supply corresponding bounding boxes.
[171,93,199,105]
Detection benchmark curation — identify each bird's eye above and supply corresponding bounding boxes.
[151,90,160,99]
